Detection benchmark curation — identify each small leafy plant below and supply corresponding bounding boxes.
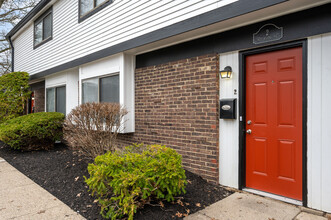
[0,112,64,150]
[85,144,187,220]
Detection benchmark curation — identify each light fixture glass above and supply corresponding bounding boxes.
[220,66,232,79]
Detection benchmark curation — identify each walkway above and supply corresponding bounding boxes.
[0,157,85,220]
[1,155,329,220]
[185,192,329,220]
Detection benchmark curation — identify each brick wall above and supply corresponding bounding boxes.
[34,87,45,113]
[118,54,220,183]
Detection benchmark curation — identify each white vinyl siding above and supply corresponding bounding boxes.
[12,0,237,75]
[307,33,331,213]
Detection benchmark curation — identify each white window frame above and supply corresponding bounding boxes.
[79,53,135,133]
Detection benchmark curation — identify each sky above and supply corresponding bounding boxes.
[0,0,39,36]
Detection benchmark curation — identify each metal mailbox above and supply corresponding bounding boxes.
[220,98,236,119]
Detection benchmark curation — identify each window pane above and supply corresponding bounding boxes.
[56,86,66,115]
[96,0,106,6]
[46,88,55,112]
[34,22,42,45]
[43,13,52,40]
[100,75,119,103]
[82,78,98,103]
[80,0,94,16]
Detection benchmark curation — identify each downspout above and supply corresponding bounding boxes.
[7,36,14,72]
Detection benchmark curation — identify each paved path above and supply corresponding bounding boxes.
[1,156,328,220]
[185,192,328,220]
[0,157,85,220]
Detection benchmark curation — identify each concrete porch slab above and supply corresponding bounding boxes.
[185,192,301,220]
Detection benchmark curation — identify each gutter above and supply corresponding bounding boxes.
[7,36,14,72]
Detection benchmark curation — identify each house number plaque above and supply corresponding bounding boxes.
[253,23,283,44]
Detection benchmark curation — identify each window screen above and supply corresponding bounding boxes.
[43,13,52,40]
[100,75,119,103]
[56,86,66,115]
[46,88,55,112]
[34,22,43,45]
[82,78,99,103]
[80,0,94,16]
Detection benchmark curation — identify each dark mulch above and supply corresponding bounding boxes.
[0,142,233,219]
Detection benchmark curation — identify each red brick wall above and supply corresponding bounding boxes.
[118,54,220,183]
[34,88,45,113]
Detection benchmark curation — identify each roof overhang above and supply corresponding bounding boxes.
[128,0,331,55]
[6,0,331,80]
[29,0,292,79]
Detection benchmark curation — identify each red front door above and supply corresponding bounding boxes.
[245,47,303,201]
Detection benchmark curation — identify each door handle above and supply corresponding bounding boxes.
[246,129,252,134]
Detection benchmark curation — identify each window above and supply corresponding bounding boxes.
[46,86,66,115]
[82,74,119,104]
[79,0,113,22]
[34,8,52,48]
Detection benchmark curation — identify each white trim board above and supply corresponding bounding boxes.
[219,51,239,188]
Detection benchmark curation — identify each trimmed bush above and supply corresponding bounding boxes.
[0,112,65,150]
[85,144,187,220]
[64,102,128,158]
[0,72,31,123]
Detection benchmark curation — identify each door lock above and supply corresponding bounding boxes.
[246,129,252,134]
[247,120,252,125]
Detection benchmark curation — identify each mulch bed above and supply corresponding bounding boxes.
[0,142,233,219]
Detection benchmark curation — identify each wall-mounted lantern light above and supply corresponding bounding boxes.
[220,66,232,79]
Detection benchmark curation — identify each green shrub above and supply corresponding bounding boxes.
[0,72,31,123]
[85,144,187,220]
[0,112,65,150]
